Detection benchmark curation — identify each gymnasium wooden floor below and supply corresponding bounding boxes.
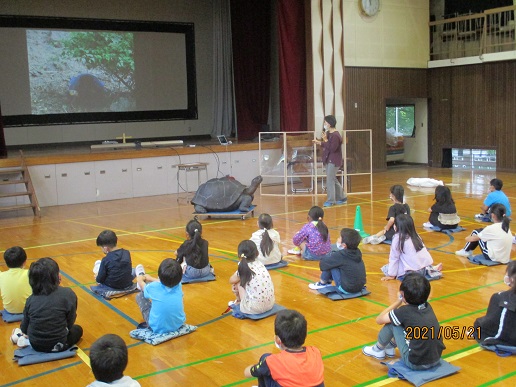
[1,166,515,386]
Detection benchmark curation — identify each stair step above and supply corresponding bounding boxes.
[0,204,34,212]
[0,179,27,186]
[0,168,23,175]
[0,191,32,198]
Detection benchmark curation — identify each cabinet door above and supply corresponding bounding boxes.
[28,165,58,207]
[230,150,260,185]
[132,157,169,197]
[95,160,133,201]
[56,162,96,205]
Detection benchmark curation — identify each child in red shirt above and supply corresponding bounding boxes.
[244,309,324,387]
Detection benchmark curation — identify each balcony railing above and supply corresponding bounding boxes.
[430,6,516,61]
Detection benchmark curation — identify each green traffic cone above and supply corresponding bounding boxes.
[354,205,370,237]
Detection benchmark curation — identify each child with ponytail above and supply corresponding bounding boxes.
[229,240,275,315]
[456,203,512,263]
[176,218,213,280]
[250,213,282,266]
[288,206,332,260]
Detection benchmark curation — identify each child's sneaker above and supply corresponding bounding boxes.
[362,344,386,360]
[228,300,239,307]
[135,264,145,277]
[370,235,386,245]
[210,265,215,275]
[10,328,23,345]
[475,213,486,219]
[308,281,331,290]
[17,336,30,348]
[287,247,301,255]
[362,236,374,244]
[93,260,101,274]
[455,249,472,257]
[423,222,433,228]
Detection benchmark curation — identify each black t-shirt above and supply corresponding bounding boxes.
[389,303,445,366]
[385,203,410,239]
[319,248,366,293]
[176,238,209,269]
[429,201,458,229]
[474,290,516,346]
[95,248,134,289]
[21,287,78,352]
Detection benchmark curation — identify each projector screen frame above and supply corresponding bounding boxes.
[0,14,198,127]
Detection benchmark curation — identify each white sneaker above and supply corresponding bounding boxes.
[423,222,433,228]
[475,213,486,219]
[17,336,30,348]
[362,236,374,244]
[135,264,145,277]
[11,328,22,344]
[384,346,396,358]
[308,281,331,290]
[455,249,472,257]
[362,344,386,360]
[370,235,386,245]
[287,247,301,255]
[93,260,101,274]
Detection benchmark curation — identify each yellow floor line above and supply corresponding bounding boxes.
[76,347,91,368]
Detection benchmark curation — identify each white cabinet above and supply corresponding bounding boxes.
[132,156,169,197]
[28,165,58,207]
[56,162,97,205]
[204,147,231,179]
[230,150,260,184]
[95,160,133,201]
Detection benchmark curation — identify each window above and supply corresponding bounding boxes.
[386,105,415,137]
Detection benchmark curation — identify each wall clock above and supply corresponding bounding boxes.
[360,0,380,17]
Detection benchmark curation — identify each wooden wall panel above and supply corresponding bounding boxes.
[344,67,427,171]
[429,61,516,171]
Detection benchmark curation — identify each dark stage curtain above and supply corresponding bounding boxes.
[278,0,307,132]
[0,105,7,158]
[230,1,271,140]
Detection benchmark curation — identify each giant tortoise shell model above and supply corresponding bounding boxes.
[192,175,262,213]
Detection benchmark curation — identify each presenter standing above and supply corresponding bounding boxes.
[313,115,347,207]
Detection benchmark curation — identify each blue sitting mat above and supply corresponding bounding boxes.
[194,205,256,215]
[383,359,460,387]
[231,303,285,320]
[264,260,289,270]
[90,283,139,300]
[467,254,504,266]
[130,323,197,345]
[317,286,370,300]
[13,345,78,366]
[481,343,516,356]
[428,225,466,234]
[182,272,216,284]
[1,309,24,323]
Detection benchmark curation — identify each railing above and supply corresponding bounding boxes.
[430,6,516,61]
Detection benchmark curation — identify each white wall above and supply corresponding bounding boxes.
[0,0,214,145]
[343,0,429,68]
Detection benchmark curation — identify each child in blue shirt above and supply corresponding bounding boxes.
[476,178,512,220]
[135,258,185,333]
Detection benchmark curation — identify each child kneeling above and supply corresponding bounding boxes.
[309,228,366,293]
[363,272,445,370]
[244,309,324,386]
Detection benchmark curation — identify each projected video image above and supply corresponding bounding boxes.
[27,30,136,114]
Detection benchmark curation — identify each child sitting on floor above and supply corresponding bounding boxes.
[88,333,140,387]
[363,272,445,369]
[176,218,213,280]
[250,213,283,266]
[135,258,185,333]
[363,184,410,245]
[424,185,460,230]
[229,240,275,315]
[12,257,83,352]
[244,309,324,386]
[456,203,512,264]
[308,228,366,294]
[381,214,442,281]
[476,178,512,220]
[0,246,32,316]
[94,230,144,291]
[473,261,516,349]
[288,206,332,260]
